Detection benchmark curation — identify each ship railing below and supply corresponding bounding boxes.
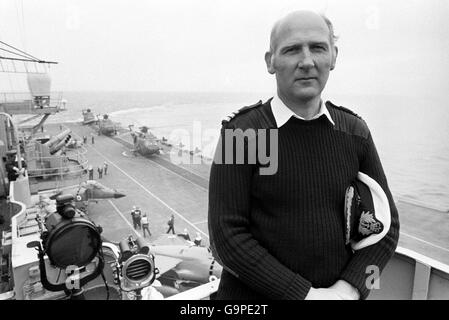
[8,181,28,240]
[25,147,87,178]
[394,195,449,214]
[165,279,220,300]
[0,182,29,300]
[0,91,66,113]
[26,158,89,178]
[368,246,449,300]
[24,147,89,193]
[25,144,89,158]
[164,247,449,300]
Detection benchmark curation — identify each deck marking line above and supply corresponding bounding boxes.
[113,135,209,187]
[107,200,141,238]
[193,220,208,225]
[88,145,209,239]
[111,134,209,191]
[68,125,209,192]
[144,158,208,191]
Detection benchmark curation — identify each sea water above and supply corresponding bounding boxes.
[47,91,449,211]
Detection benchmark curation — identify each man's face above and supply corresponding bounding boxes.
[265,13,337,104]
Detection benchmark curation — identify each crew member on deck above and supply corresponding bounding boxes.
[194,232,202,246]
[88,165,94,180]
[131,206,142,230]
[97,166,103,179]
[141,214,151,238]
[179,228,191,241]
[166,214,175,234]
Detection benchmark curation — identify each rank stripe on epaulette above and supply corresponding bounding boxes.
[326,101,362,119]
[221,100,263,124]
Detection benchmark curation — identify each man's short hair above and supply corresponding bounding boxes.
[320,14,338,47]
[269,12,338,52]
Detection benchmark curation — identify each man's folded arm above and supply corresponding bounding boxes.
[340,131,400,299]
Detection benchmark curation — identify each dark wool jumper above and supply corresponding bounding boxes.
[208,100,400,300]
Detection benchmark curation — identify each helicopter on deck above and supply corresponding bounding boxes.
[96,114,117,136]
[128,125,161,156]
[82,108,96,125]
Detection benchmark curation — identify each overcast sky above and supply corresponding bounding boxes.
[0,0,448,97]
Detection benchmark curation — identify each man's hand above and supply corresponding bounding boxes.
[305,280,360,300]
[305,288,344,300]
[328,280,360,300]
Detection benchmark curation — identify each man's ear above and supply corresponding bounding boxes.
[265,51,275,74]
[330,46,338,71]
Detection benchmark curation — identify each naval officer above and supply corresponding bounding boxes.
[208,10,399,300]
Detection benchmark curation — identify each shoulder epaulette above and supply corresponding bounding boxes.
[326,101,363,120]
[221,100,263,125]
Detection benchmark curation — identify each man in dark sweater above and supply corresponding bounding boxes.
[208,10,399,300]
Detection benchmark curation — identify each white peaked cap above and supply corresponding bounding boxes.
[351,172,391,250]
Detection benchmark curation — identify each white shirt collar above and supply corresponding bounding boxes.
[270,94,335,128]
